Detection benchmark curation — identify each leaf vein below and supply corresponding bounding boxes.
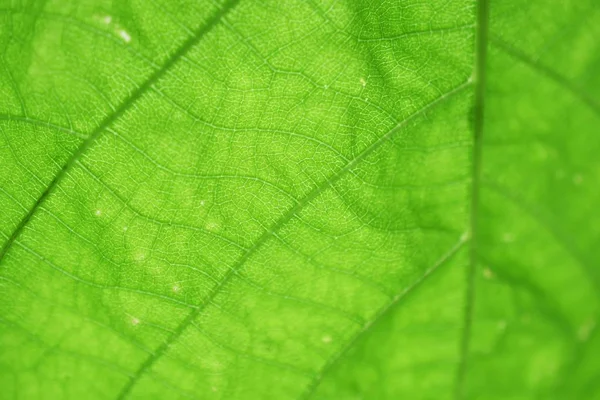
[115,79,472,398]
[0,0,242,268]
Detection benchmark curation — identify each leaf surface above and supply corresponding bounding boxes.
[0,0,598,399]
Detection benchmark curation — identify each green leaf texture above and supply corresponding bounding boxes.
[1,0,598,398]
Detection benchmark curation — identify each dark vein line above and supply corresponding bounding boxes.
[0,113,88,139]
[557,322,600,394]
[0,0,241,268]
[2,62,27,115]
[489,35,600,116]
[456,0,489,398]
[14,238,201,309]
[300,236,468,399]
[356,23,476,42]
[116,305,199,399]
[477,255,575,340]
[116,80,472,399]
[482,180,600,294]
[190,321,313,377]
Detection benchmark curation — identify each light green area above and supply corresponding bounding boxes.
[0,0,598,399]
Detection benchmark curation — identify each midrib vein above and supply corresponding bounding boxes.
[456,0,490,398]
[0,0,241,265]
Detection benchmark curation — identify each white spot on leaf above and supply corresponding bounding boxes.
[360,77,367,87]
[134,250,147,262]
[119,29,131,43]
[206,221,219,231]
[321,335,332,344]
[460,231,470,242]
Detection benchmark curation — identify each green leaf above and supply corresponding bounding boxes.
[1,0,598,398]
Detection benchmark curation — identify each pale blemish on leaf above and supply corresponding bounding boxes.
[133,250,147,262]
[578,320,596,341]
[460,231,471,242]
[502,233,515,243]
[206,221,220,231]
[119,29,131,43]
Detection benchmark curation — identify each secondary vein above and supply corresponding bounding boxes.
[116,78,473,400]
[0,0,241,266]
[300,236,469,400]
